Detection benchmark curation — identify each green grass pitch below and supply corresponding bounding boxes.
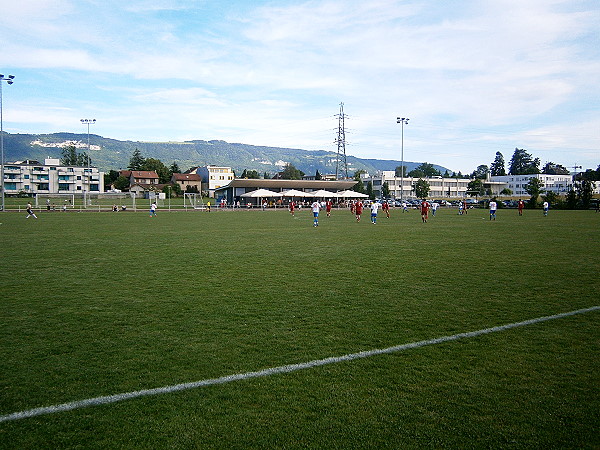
[0,206,598,448]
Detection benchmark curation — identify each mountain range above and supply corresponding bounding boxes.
[2,132,451,177]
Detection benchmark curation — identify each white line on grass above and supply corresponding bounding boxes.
[1,306,598,423]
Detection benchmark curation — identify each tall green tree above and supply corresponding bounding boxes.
[490,151,506,176]
[541,191,558,205]
[566,189,578,209]
[382,181,390,198]
[408,168,425,178]
[576,179,595,209]
[113,175,130,191]
[104,170,120,188]
[60,145,79,166]
[415,162,440,177]
[170,162,181,174]
[509,148,540,175]
[414,179,430,198]
[576,167,600,181]
[524,177,545,207]
[353,170,366,193]
[241,169,260,179]
[142,158,171,184]
[60,145,90,167]
[280,163,304,180]
[472,165,489,179]
[315,170,322,180]
[128,148,145,170]
[395,165,407,177]
[366,181,374,200]
[467,179,485,197]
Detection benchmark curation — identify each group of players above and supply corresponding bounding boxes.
[294,197,552,227]
[289,199,393,227]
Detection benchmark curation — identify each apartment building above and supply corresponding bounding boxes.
[490,174,573,196]
[2,158,104,195]
[196,165,234,196]
[363,171,472,199]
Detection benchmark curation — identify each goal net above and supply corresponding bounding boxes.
[35,193,75,209]
[184,193,204,209]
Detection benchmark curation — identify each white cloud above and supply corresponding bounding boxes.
[1,0,598,172]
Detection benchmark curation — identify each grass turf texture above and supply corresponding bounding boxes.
[0,207,598,448]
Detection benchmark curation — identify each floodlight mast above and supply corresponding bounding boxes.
[396,117,409,202]
[1,74,15,212]
[80,119,96,206]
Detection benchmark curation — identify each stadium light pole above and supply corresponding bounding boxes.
[397,117,409,202]
[80,119,96,207]
[1,74,15,212]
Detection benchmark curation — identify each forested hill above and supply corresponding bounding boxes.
[2,132,450,176]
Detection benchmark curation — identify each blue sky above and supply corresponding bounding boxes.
[1,0,598,174]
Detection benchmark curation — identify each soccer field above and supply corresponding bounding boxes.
[0,207,598,448]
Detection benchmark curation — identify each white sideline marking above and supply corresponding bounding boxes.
[1,306,598,423]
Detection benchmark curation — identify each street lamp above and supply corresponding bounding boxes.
[1,74,15,212]
[80,119,96,206]
[396,117,409,202]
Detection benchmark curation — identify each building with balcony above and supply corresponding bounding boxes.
[362,171,472,199]
[2,158,104,195]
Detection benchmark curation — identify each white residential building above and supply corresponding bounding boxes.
[2,158,104,195]
[490,174,573,196]
[362,171,472,199]
[196,165,234,196]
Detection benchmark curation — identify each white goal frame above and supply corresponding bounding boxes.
[184,193,204,209]
[35,193,75,208]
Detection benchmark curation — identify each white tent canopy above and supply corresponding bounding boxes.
[310,189,339,198]
[281,189,313,197]
[240,189,283,198]
[336,190,369,198]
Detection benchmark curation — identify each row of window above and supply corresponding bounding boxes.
[4,183,99,192]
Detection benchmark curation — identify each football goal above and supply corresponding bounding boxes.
[184,193,205,210]
[35,193,75,209]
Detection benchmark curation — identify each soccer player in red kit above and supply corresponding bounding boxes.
[382,200,390,218]
[326,200,332,217]
[420,199,430,223]
[355,201,363,222]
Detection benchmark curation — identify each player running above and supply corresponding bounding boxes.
[382,200,390,218]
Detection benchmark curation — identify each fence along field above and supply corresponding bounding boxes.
[0,208,598,448]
